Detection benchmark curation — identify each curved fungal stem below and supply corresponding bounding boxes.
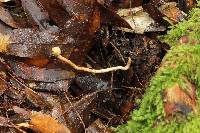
[52,47,132,73]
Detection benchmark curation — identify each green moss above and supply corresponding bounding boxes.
[115,2,200,132]
[159,1,200,46]
[115,45,200,133]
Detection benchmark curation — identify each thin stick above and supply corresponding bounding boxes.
[52,47,132,73]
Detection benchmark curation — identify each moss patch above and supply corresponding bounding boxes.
[115,1,200,132]
[159,2,200,46]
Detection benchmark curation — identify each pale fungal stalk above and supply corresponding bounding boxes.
[52,47,132,73]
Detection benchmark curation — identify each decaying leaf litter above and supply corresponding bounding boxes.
[0,0,198,132]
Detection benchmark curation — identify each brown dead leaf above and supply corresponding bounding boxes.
[62,91,99,133]
[142,0,164,23]
[0,116,9,127]
[8,76,53,110]
[0,6,17,28]
[143,0,186,24]
[100,6,132,29]
[37,0,70,27]
[158,2,186,23]
[21,0,50,29]
[35,80,71,93]
[163,82,198,118]
[117,6,165,33]
[58,0,100,64]
[179,0,197,12]
[5,28,72,58]
[30,112,71,133]
[85,119,112,133]
[24,58,49,67]
[0,21,11,35]
[18,112,71,133]
[186,0,197,10]
[0,0,11,2]
[97,0,142,9]
[13,106,30,117]
[25,88,53,110]
[0,71,7,95]
[8,60,75,82]
[0,34,9,52]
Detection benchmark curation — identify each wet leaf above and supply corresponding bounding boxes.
[158,2,187,23]
[178,0,197,12]
[8,77,52,110]
[13,106,30,117]
[0,0,11,2]
[37,0,70,27]
[62,92,98,133]
[0,6,17,28]
[18,111,71,133]
[24,87,53,110]
[0,71,7,95]
[0,21,12,35]
[142,0,163,23]
[163,82,197,118]
[117,6,165,34]
[8,78,25,100]
[5,28,70,58]
[35,80,71,94]
[8,60,75,82]
[24,58,49,67]
[21,0,50,29]
[75,75,108,93]
[0,116,9,127]
[85,119,112,133]
[99,6,132,29]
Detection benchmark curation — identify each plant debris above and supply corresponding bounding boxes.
[0,0,198,133]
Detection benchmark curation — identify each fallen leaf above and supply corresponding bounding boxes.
[0,116,9,127]
[0,21,12,35]
[75,75,108,94]
[21,0,50,29]
[0,0,11,2]
[163,82,197,118]
[8,60,75,82]
[18,111,71,133]
[24,88,53,110]
[0,6,17,28]
[0,71,7,95]
[117,6,165,33]
[37,0,70,27]
[0,34,9,52]
[179,0,197,12]
[85,119,112,133]
[62,91,99,133]
[35,80,71,94]
[158,2,187,23]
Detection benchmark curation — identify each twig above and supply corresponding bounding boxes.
[52,47,132,73]
[110,42,126,63]
[63,92,86,131]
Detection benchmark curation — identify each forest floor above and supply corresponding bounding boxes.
[0,0,199,133]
